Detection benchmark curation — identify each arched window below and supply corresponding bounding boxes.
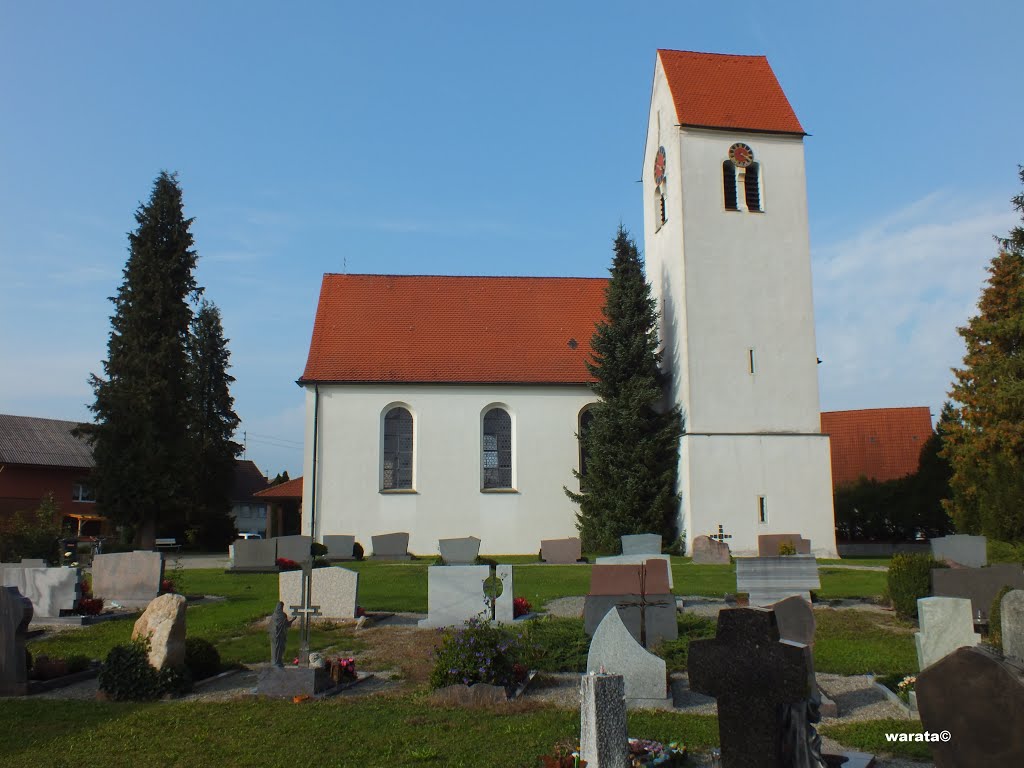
[723,160,739,210]
[578,407,595,490]
[482,407,513,489]
[744,162,762,212]
[381,406,413,490]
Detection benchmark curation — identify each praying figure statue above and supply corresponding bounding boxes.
[269,602,295,667]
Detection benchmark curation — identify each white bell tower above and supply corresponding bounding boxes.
[642,50,837,557]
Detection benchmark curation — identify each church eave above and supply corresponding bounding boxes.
[295,378,594,387]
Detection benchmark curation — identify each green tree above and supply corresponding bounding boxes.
[565,227,683,551]
[269,470,290,486]
[81,172,200,548]
[943,167,1024,540]
[185,300,242,549]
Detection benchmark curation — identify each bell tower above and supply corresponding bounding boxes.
[642,50,837,557]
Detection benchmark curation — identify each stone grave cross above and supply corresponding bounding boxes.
[711,524,733,544]
[688,608,813,767]
[290,559,321,665]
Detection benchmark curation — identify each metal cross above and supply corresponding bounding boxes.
[711,524,733,543]
[290,560,321,664]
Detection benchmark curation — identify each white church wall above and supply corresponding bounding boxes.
[301,383,596,555]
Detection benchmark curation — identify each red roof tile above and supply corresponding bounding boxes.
[300,274,608,384]
[658,49,805,135]
[821,407,934,488]
[254,476,303,499]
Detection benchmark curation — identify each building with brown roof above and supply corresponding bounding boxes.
[821,407,934,489]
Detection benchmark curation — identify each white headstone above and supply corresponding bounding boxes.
[915,596,981,670]
[621,534,662,556]
[279,567,359,620]
[0,566,80,618]
[418,565,491,628]
[586,607,669,707]
[494,564,514,623]
[91,551,163,604]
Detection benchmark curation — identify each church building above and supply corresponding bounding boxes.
[298,50,839,557]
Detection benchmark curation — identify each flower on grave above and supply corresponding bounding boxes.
[513,596,532,617]
[276,557,300,571]
[627,739,686,767]
[355,606,366,618]
[160,578,175,594]
[896,675,917,703]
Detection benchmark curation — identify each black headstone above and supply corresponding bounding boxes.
[916,646,1024,768]
[931,563,1024,620]
[0,586,33,696]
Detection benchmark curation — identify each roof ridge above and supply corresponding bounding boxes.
[321,273,608,281]
[658,48,766,59]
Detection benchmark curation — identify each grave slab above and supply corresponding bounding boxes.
[0,566,80,617]
[0,586,33,696]
[418,565,491,628]
[931,563,1024,620]
[256,665,330,697]
[540,537,581,564]
[275,535,313,564]
[758,534,812,557]
[915,596,980,670]
[322,535,355,559]
[586,607,669,708]
[916,646,1024,768]
[1002,589,1024,663]
[735,556,820,606]
[371,532,411,560]
[280,566,359,620]
[580,673,628,768]
[230,538,277,570]
[691,535,731,564]
[620,534,662,556]
[930,534,987,568]
[439,536,481,565]
[92,551,165,604]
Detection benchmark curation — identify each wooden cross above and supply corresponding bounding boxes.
[688,608,812,767]
[711,524,733,543]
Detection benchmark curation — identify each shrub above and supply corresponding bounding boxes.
[778,541,797,556]
[886,553,947,620]
[158,664,193,696]
[98,639,163,701]
[184,637,221,681]
[66,655,90,674]
[429,617,529,690]
[989,585,1014,651]
[988,539,1024,564]
[352,542,364,561]
[311,542,328,558]
[522,617,589,673]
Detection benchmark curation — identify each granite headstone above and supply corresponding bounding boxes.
[322,535,355,560]
[418,565,491,628]
[275,535,313,564]
[540,537,581,564]
[0,565,80,617]
[280,566,359,620]
[371,532,411,560]
[0,586,32,696]
[691,535,731,565]
[494,564,515,623]
[594,553,674,589]
[91,551,164,604]
[580,673,629,768]
[758,534,812,557]
[620,534,662,556]
[1002,589,1024,663]
[584,560,677,647]
[586,607,669,707]
[230,538,278,570]
[915,596,980,670]
[439,536,481,565]
[736,556,820,606]
[930,534,987,568]
[931,563,1024,620]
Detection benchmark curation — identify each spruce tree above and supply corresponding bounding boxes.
[82,172,200,547]
[943,167,1024,539]
[185,300,242,548]
[566,227,683,552]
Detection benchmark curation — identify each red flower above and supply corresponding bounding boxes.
[513,596,532,618]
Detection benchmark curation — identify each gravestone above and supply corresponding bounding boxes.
[494,565,515,623]
[322,535,355,560]
[594,553,674,588]
[0,586,33,696]
[758,534,812,557]
[0,565,80,617]
[1002,589,1024,663]
[371,532,411,560]
[931,563,1024,620]
[916,646,1024,768]
[930,534,987,568]
[688,608,818,768]
[586,607,669,708]
[91,551,164,604]
[735,556,820,606]
[580,672,628,768]
[584,560,677,647]
[231,538,277,570]
[692,535,731,565]
[915,597,980,670]
[418,565,491,628]
[19,559,45,568]
[257,666,330,697]
[439,536,481,565]
[620,534,662,556]
[275,535,313,563]
[132,593,187,670]
[540,537,581,564]
[279,566,359,620]
[770,596,836,718]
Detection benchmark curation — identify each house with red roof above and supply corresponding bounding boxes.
[821,407,934,488]
[297,51,839,556]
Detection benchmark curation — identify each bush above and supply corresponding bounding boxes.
[184,637,221,681]
[989,585,1014,651]
[352,542,364,561]
[887,553,947,620]
[0,495,63,564]
[521,617,589,673]
[98,640,163,701]
[311,542,328,558]
[429,617,529,690]
[988,539,1024,564]
[778,541,797,556]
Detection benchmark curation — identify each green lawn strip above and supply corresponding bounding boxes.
[345,560,430,612]
[0,698,718,768]
[813,609,917,676]
[820,719,931,761]
[817,568,887,599]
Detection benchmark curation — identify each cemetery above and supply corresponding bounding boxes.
[4,540,1021,766]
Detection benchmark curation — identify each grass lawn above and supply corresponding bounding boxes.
[813,608,917,676]
[820,719,931,761]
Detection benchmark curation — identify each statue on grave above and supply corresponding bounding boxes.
[269,601,295,667]
[780,694,828,768]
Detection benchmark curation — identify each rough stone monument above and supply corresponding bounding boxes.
[915,596,980,670]
[691,535,731,565]
[0,586,33,696]
[586,607,670,708]
[132,593,187,670]
[580,672,628,768]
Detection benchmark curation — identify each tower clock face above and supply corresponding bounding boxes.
[728,142,754,167]
[653,146,667,185]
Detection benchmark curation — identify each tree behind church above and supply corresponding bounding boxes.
[82,172,201,548]
[566,227,683,551]
[943,167,1024,540]
[184,300,242,549]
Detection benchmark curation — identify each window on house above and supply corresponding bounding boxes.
[758,496,768,524]
[72,482,94,502]
[723,161,738,210]
[744,162,762,212]
[482,407,513,489]
[578,407,595,490]
[382,407,414,490]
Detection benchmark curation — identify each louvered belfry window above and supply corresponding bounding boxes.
[382,407,413,490]
[744,162,762,212]
[482,408,512,489]
[723,160,739,210]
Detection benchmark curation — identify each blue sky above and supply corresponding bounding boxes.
[2,2,1022,477]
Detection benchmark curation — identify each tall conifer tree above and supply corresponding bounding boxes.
[185,300,242,548]
[566,227,683,551]
[83,172,200,547]
[943,167,1024,539]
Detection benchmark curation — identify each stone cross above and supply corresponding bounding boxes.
[711,524,733,543]
[688,608,813,767]
[290,560,321,665]
[1,586,33,696]
[580,672,628,768]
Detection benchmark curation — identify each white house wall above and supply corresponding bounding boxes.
[301,383,596,555]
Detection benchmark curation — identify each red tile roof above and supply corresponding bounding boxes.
[254,476,303,499]
[658,49,805,135]
[300,274,609,384]
[821,407,934,488]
